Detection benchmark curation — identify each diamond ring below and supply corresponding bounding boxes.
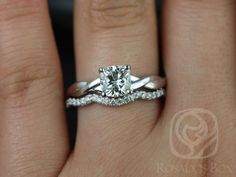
[66,65,166,107]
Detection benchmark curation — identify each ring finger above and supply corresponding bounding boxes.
[71,0,160,174]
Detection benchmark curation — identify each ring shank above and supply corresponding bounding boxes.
[67,75,166,98]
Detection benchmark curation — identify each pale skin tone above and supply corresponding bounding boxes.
[0,0,236,176]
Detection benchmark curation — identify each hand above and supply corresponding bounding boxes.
[0,0,235,177]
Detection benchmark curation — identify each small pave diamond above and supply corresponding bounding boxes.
[100,65,131,98]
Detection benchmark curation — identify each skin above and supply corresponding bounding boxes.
[0,0,235,176]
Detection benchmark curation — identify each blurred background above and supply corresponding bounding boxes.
[48,0,162,147]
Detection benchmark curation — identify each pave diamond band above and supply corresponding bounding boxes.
[66,65,166,107]
[67,89,165,107]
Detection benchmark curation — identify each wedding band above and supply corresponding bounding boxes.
[66,65,166,107]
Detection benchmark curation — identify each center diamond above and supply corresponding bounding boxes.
[99,65,131,97]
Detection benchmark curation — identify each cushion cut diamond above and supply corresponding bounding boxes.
[100,65,131,97]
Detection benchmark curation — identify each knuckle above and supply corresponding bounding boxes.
[0,0,45,23]
[0,59,60,106]
[90,0,146,31]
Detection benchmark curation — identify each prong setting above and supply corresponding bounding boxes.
[99,65,131,98]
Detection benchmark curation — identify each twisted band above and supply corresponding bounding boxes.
[67,75,165,98]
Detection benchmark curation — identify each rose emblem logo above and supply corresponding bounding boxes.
[170,108,219,159]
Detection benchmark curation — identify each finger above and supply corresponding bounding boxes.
[161,0,236,176]
[163,0,236,109]
[0,1,69,176]
[71,0,159,173]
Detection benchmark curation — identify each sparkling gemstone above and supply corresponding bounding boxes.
[100,65,131,98]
